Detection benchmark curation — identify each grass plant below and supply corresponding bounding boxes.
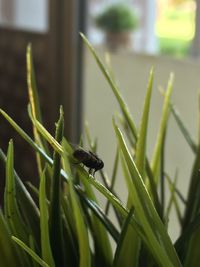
[0,35,200,267]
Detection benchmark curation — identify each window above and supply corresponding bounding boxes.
[156,0,196,58]
[87,0,197,58]
[0,0,48,32]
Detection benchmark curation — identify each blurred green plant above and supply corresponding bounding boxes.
[95,3,138,33]
[0,35,200,267]
[158,38,191,58]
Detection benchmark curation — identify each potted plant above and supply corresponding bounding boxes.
[95,3,138,51]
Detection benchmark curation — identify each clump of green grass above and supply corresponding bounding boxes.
[0,35,200,267]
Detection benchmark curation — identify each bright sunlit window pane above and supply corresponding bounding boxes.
[87,0,197,58]
[156,0,196,57]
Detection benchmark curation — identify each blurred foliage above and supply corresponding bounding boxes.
[95,3,138,33]
[156,1,195,57]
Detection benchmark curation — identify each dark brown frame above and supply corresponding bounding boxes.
[49,0,87,143]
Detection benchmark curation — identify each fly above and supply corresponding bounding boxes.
[73,147,104,175]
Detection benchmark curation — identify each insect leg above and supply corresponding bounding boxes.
[89,168,95,176]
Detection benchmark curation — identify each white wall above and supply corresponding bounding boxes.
[83,47,200,241]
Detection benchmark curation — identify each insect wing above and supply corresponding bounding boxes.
[73,148,90,162]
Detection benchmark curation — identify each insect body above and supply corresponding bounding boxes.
[73,148,104,175]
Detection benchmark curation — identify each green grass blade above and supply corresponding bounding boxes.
[0,148,40,248]
[160,128,166,218]
[77,170,113,267]
[175,213,200,261]
[12,236,50,267]
[105,147,119,215]
[77,188,119,243]
[0,210,21,267]
[15,179,40,249]
[198,92,200,145]
[151,73,174,184]
[29,235,40,267]
[61,195,79,249]
[165,173,178,221]
[120,154,141,267]
[114,123,181,267]
[184,227,200,267]
[85,121,97,150]
[4,140,28,242]
[84,125,122,226]
[166,174,182,226]
[62,152,91,267]
[145,160,162,217]
[135,68,154,178]
[28,106,63,155]
[171,105,197,153]
[182,145,200,230]
[113,208,134,267]
[81,33,137,139]
[39,169,55,267]
[26,44,43,124]
[26,44,50,175]
[49,107,65,267]
[159,86,197,155]
[26,182,39,199]
[60,196,79,267]
[80,172,147,242]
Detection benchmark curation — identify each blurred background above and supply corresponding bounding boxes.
[88,0,197,57]
[0,0,200,241]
